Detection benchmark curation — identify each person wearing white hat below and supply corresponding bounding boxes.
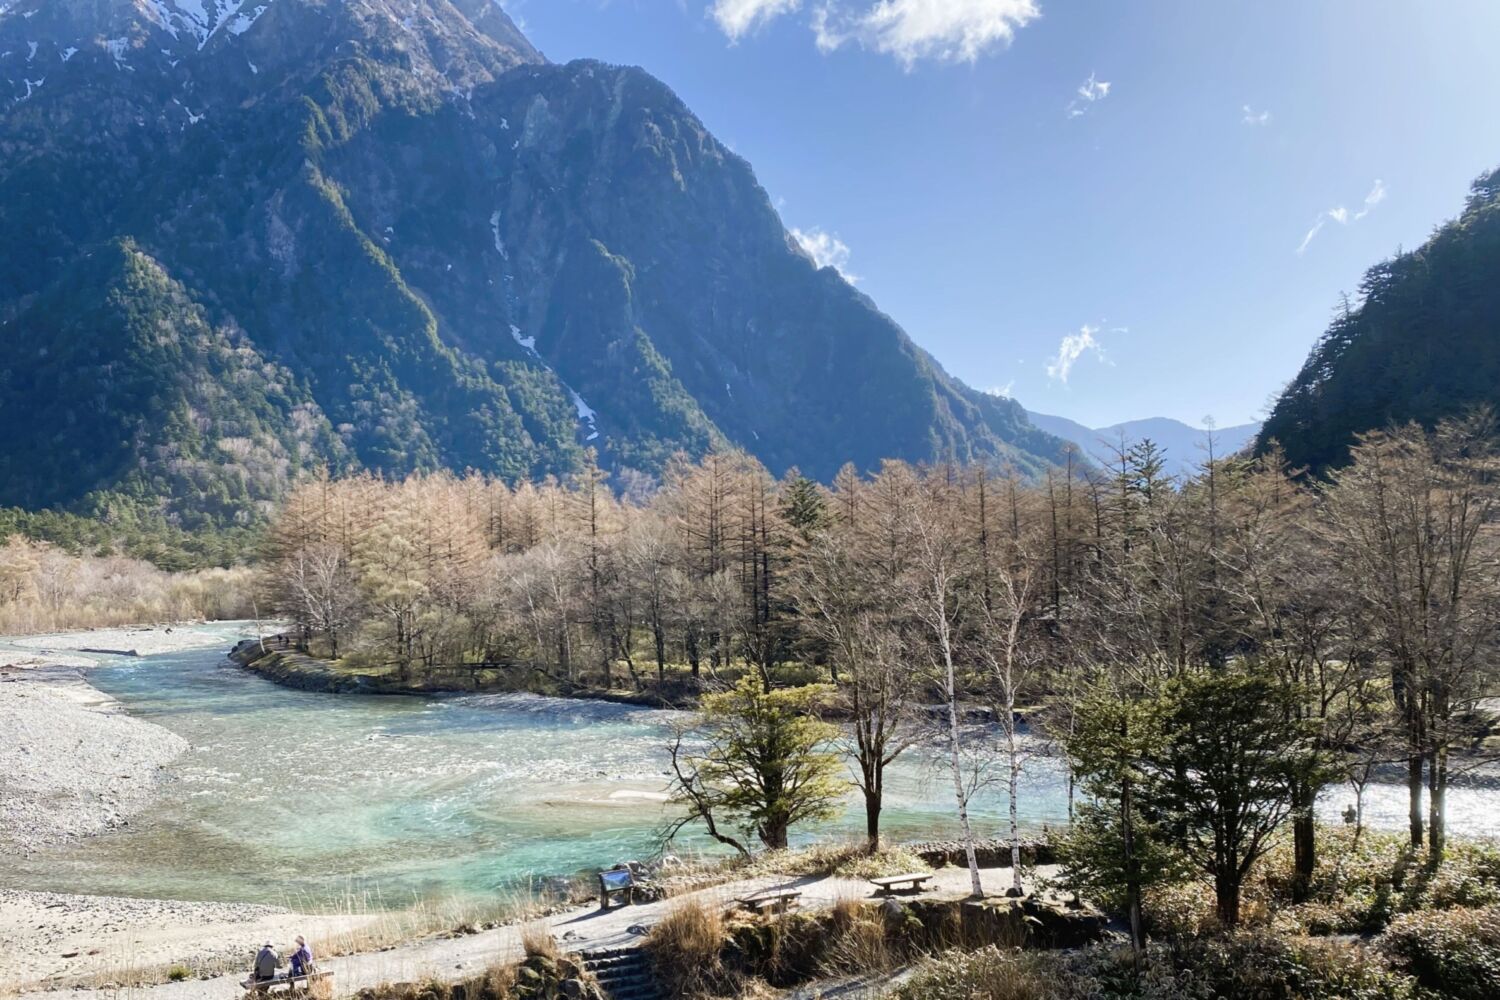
[252,941,281,983]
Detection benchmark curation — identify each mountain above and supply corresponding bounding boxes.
[0,0,1071,534]
[1259,166,1500,472]
[1025,410,1261,480]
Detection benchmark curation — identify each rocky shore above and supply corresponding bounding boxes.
[0,624,385,992]
[0,625,252,860]
[0,662,188,857]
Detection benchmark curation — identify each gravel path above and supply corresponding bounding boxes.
[15,866,1048,1000]
[0,889,378,991]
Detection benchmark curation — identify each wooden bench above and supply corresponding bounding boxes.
[598,866,639,910]
[869,873,933,897]
[240,971,332,998]
[735,889,803,915]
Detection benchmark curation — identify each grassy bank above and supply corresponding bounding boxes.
[229,635,703,705]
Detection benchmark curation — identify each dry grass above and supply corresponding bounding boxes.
[645,897,733,998]
[891,947,1071,1000]
[45,885,575,996]
[280,881,576,962]
[820,898,895,976]
[519,923,559,960]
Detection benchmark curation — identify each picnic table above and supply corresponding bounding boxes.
[240,971,333,998]
[735,889,803,915]
[869,873,933,897]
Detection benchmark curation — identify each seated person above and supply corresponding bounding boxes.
[289,936,314,977]
[253,942,281,983]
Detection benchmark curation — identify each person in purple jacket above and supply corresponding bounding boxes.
[288,936,314,977]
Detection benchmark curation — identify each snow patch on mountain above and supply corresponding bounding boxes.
[506,323,601,442]
[571,391,599,440]
[509,324,535,352]
[137,0,273,48]
[489,209,508,259]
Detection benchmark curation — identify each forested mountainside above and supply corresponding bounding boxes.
[0,0,1070,540]
[1259,165,1500,472]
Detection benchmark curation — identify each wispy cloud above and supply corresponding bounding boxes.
[710,0,802,40]
[984,380,1016,398]
[791,226,859,282]
[1354,178,1386,220]
[1066,71,1111,118]
[1047,324,1108,382]
[1297,179,1387,255]
[1241,104,1271,126]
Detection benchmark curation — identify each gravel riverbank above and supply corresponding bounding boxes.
[0,625,379,992]
[0,662,189,857]
[0,624,264,856]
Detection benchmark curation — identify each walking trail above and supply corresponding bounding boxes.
[18,866,1043,1000]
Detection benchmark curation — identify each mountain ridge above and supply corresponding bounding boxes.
[1025,409,1261,479]
[0,0,1074,531]
[1258,165,1500,472]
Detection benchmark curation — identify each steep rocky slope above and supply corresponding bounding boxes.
[0,0,1069,529]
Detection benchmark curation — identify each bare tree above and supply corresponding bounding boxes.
[906,474,985,898]
[796,530,921,851]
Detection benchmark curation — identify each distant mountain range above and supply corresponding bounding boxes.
[1258,165,1500,472]
[0,0,1073,532]
[1025,411,1261,480]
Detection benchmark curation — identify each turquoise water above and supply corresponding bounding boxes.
[3,623,1494,909]
[0,625,1071,907]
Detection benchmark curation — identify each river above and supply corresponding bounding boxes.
[2,622,1494,910]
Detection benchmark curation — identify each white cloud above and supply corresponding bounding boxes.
[809,0,1040,67]
[791,226,859,282]
[1046,324,1106,383]
[1066,71,1111,118]
[1296,217,1330,255]
[1354,178,1386,220]
[1241,104,1271,126]
[984,380,1016,398]
[1297,179,1386,254]
[710,0,801,40]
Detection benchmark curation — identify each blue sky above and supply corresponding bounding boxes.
[508,1,1500,428]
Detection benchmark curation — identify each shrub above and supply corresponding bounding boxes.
[1379,905,1500,1000]
[890,946,1075,1000]
[1252,828,1500,935]
[832,846,933,882]
[1171,933,1412,999]
[165,965,191,982]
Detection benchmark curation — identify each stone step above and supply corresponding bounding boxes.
[576,948,659,1000]
[585,953,643,970]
